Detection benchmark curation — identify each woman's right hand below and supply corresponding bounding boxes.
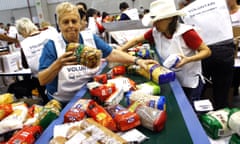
[58,51,78,67]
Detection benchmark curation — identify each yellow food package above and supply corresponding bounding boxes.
[0,93,14,104]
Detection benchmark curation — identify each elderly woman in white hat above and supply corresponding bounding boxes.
[118,0,211,104]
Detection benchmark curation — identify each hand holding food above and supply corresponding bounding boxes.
[66,43,102,68]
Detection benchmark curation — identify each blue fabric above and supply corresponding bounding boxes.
[182,77,204,105]
[39,33,113,99]
[119,13,130,20]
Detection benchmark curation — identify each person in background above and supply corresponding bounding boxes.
[86,8,105,36]
[119,2,139,21]
[178,0,194,9]
[76,2,87,12]
[8,17,53,103]
[227,0,240,26]
[181,0,235,110]
[0,22,19,53]
[0,34,18,44]
[118,0,211,105]
[78,9,88,31]
[39,21,59,42]
[0,22,5,34]
[143,9,150,15]
[38,2,158,104]
[102,12,113,23]
[40,21,52,30]
[227,0,240,96]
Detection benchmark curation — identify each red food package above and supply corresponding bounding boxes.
[112,65,126,76]
[86,100,117,131]
[6,125,42,144]
[106,104,141,131]
[64,107,85,123]
[93,73,112,84]
[90,83,116,103]
[0,104,13,120]
[64,99,91,123]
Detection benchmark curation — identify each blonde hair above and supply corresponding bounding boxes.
[15,17,38,36]
[40,21,51,29]
[56,2,80,24]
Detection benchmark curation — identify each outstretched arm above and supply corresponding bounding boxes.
[117,35,146,52]
[0,34,18,43]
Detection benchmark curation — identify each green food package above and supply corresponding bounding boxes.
[199,108,232,139]
[39,110,58,129]
[136,81,161,95]
[36,100,62,129]
[229,133,240,144]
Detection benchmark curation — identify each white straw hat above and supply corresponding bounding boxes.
[142,0,186,26]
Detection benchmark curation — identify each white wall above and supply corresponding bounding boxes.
[0,0,182,27]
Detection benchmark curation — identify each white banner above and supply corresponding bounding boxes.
[181,0,233,45]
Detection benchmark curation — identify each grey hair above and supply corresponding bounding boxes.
[55,2,80,24]
[15,17,38,36]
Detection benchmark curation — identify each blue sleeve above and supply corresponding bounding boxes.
[39,40,58,70]
[119,13,130,21]
[93,34,112,58]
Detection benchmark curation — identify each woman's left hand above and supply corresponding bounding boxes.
[175,55,190,68]
[137,59,159,70]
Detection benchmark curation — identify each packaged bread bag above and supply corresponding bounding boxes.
[86,100,117,131]
[105,104,141,131]
[228,108,240,136]
[128,101,167,132]
[199,108,232,139]
[125,91,166,111]
[64,99,91,123]
[66,43,102,68]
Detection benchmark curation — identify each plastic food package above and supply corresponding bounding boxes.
[163,54,181,69]
[66,43,102,68]
[64,107,85,123]
[64,99,91,123]
[136,81,161,95]
[118,128,149,143]
[93,65,126,84]
[35,100,62,130]
[50,118,127,144]
[125,91,166,110]
[228,108,240,136]
[105,104,141,131]
[6,125,42,144]
[86,100,117,131]
[200,108,232,139]
[107,76,137,92]
[229,133,240,144]
[0,93,14,105]
[0,102,28,135]
[24,104,43,126]
[127,64,175,84]
[137,48,155,59]
[104,87,124,106]
[89,83,116,103]
[128,102,167,132]
[0,104,13,120]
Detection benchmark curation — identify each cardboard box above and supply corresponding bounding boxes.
[0,51,22,73]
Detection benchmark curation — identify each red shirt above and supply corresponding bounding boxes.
[144,28,203,50]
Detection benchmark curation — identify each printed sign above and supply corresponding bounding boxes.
[181,0,233,45]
